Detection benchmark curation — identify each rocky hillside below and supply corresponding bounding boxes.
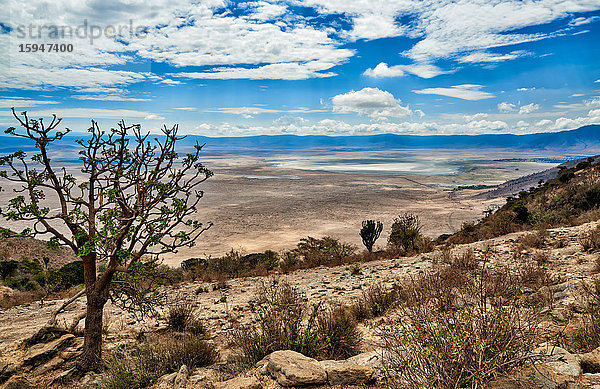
[1,219,600,388]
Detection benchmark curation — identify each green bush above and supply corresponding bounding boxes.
[0,260,18,280]
[388,213,425,254]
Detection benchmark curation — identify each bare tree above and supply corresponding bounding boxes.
[0,109,212,372]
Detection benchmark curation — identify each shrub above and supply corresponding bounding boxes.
[0,260,18,281]
[352,282,398,321]
[230,280,361,365]
[517,231,546,249]
[293,236,357,268]
[381,262,538,388]
[388,213,423,254]
[166,298,204,334]
[316,306,362,360]
[581,226,600,252]
[100,333,217,389]
[54,260,84,289]
[359,220,383,253]
[570,278,600,353]
[167,299,195,332]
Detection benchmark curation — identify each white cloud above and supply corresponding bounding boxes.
[413,84,494,101]
[0,108,158,119]
[144,114,165,120]
[173,61,339,80]
[363,62,450,79]
[498,102,517,112]
[458,51,523,63]
[72,95,151,102]
[595,79,600,83]
[173,107,198,111]
[0,98,60,108]
[518,103,540,114]
[569,16,600,26]
[331,87,413,119]
[464,113,489,121]
[517,87,535,91]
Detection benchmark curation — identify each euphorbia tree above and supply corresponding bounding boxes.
[0,109,212,371]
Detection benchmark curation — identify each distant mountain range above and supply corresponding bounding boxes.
[1,124,599,155]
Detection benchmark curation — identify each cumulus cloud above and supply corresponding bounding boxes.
[363,62,450,79]
[413,84,494,101]
[519,103,540,114]
[331,87,413,119]
[498,102,517,112]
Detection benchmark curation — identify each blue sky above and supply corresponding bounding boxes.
[0,0,599,136]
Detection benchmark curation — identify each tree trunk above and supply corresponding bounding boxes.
[77,294,105,372]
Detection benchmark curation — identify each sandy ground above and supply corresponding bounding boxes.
[0,148,563,266]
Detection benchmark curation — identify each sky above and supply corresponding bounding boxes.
[0,0,599,137]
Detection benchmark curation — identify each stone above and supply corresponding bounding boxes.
[213,376,262,389]
[346,350,382,368]
[581,347,600,373]
[259,350,327,386]
[154,372,177,389]
[2,376,34,389]
[319,360,374,386]
[173,365,189,389]
[23,334,75,366]
[0,361,16,383]
[535,346,581,377]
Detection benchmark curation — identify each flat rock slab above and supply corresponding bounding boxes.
[319,359,374,386]
[23,334,75,366]
[213,376,262,389]
[260,350,327,387]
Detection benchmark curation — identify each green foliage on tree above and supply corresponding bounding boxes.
[0,109,212,372]
[388,213,422,253]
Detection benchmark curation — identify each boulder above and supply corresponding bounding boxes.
[319,360,374,386]
[581,347,600,373]
[259,350,327,386]
[346,350,382,368]
[534,346,581,377]
[23,334,75,367]
[213,376,262,389]
[2,376,34,389]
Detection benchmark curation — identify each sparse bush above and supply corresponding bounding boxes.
[450,248,478,271]
[349,263,362,276]
[100,333,217,389]
[581,226,600,252]
[533,251,550,265]
[518,231,546,249]
[352,282,398,321]
[388,213,423,254]
[570,278,600,353]
[360,220,383,253]
[381,261,538,388]
[230,280,360,365]
[293,236,357,269]
[316,306,362,360]
[166,298,204,334]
